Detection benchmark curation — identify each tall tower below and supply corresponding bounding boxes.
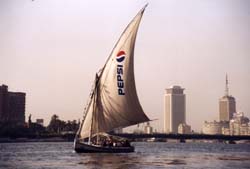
[219,75,236,121]
[164,86,186,133]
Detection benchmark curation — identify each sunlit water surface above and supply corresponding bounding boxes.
[0,142,250,169]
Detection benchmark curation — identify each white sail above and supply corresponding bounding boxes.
[79,5,149,139]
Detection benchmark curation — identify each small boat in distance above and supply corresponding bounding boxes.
[74,4,150,153]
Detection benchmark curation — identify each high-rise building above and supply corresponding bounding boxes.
[0,85,8,122]
[0,84,25,125]
[8,92,26,124]
[219,75,236,121]
[164,85,185,133]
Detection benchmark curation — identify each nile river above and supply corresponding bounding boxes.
[0,142,250,169]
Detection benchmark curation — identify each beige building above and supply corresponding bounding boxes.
[202,121,229,135]
[164,86,185,133]
[222,112,250,136]
[144,122,153,134]
[178,123,191,134]
[222,127,230,135]
[229,112,249,135]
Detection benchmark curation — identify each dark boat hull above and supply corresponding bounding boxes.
[74,140,134,153]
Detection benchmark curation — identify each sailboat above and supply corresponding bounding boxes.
[74,4,150,153]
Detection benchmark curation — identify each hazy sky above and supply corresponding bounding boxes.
[1,0,249,132]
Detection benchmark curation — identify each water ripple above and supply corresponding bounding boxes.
[0,142,250,169]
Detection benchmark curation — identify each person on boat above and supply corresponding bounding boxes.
[102,139,107,147]
[124,140,131,147]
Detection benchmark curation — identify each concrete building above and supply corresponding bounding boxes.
[0,84,25,125]
[202,121,229,135]
[144,122,153,134]
[222,127,230,135]
[229,112,249,135]
[164,85,185,133]
[219,96,236,121]
[219,75,236,121]
[178,123,191,134]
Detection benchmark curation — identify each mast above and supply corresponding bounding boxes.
[75,75,97,139]
[88,74,99,144]
[225,74,229,96]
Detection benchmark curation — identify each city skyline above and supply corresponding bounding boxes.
[0,0,249,132]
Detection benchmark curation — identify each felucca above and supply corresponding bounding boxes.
[74,4,150,153]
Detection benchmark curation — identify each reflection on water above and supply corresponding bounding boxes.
[217,156,250,161]
[77,153,188,169]
[78,153,139,169]
[0,142,250,169]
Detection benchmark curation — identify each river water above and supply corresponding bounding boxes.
[0,142,250,169]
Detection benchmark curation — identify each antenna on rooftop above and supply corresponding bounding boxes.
[225,74,229,96]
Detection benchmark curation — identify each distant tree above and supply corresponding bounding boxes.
[46,114,80,134]
[62,120,79,132]
[47,114,63,134]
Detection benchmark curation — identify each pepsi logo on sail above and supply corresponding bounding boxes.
[116,51,126,62]
[116,51,125,95]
